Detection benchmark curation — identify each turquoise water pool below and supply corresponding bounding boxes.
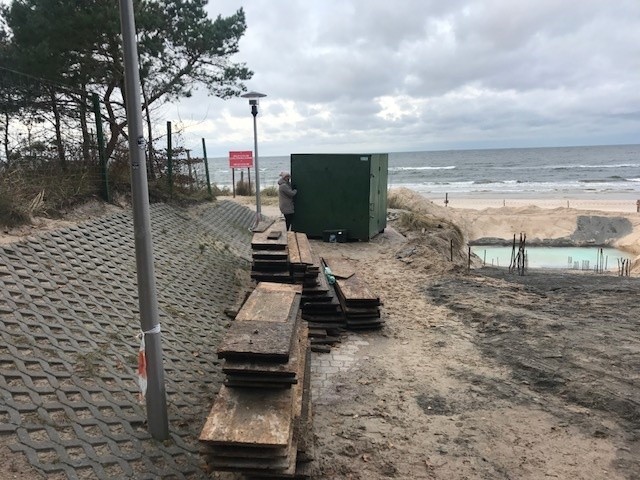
[471,246,635,270]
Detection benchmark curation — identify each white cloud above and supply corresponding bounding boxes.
[160,0,640,155]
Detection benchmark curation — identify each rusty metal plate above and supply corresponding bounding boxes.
[199,385,293,447]
[217,320,297,361]
[323,256,356,279]
[335,274,380,305]
[235,288,300,323]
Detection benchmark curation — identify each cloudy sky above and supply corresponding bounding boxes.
[166,0,640,157]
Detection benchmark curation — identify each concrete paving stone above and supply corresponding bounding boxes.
[329,354,355,362]
[321,367,340,374]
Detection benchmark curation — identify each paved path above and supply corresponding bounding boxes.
[0,201,254,479]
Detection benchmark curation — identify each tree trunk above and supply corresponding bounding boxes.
[103,83,126,161]
[2,110,10,167]
[79,87,91,164]
[141,79,155,179]
[50,89,66,170]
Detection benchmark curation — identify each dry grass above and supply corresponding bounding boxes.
[0,162,102,227]
[397,211,464,246]
[262,186,278,197]
[389,187,465,243]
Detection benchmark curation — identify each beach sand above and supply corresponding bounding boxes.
[418,189,640,213]
[382,189,640,257]
[1,192,639,479]
[299,189,640,479]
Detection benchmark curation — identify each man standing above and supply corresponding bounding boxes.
[278,172,297,231]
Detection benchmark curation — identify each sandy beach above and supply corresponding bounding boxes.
[419,194,640,213]
[1,190,639,479]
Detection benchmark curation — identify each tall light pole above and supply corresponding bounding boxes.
[118,0,168,440]
[240,91,266,227]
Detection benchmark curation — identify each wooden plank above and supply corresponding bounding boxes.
[322,256,356,279]
[252,225,288,250]
[222,320,305,377]
[287,232,301,264]
[307,328,326,338]
[213,441,298,476]
[225,374,298,385]
[253,219,275,233]
[301,303,341,314]
[199,386,294,447]
[252,263,290,273]
[257,282,303,294]
[251,273,293,283]
[253,250,289,260]
[204,443,290,459]
[235,288,300,323]
[311,345,331,353]
[224,380,296,389]
[209,447,294,470]
[217,320,298,362]
[301,295,332,304]
[223,362,296,377]
[343,305,380,315]
[219,330,308,476]
[219,286,300,361]
[296,349,313,460]
[302,269,329,294]
[335,275,380,305]
[295,233,314,265]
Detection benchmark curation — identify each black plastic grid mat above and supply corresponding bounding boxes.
[0,200,254,479]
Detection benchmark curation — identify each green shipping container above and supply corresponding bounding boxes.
[290,153,388,241]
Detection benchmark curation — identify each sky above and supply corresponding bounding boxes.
[164,0,640,157]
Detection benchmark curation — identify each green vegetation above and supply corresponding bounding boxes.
[397,211,464,246]
[235,179,253,196]
[261,185,278,197]
[1,0,252,165]
[0,0,254,227]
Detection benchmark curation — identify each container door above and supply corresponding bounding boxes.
[368,154,388,236]
[291,154,371,240]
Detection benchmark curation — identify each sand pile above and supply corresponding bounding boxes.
[387,188,478,274]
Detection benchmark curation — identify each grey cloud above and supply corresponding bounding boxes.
[177,0,640,155]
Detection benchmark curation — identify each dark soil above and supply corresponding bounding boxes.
[425,267,640,476]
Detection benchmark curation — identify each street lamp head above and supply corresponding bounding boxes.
[241,91,267,107]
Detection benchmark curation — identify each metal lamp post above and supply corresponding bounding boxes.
[240,91,266,227]
[118,0,168,440]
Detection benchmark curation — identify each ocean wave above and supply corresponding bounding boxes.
[551,163,640,170]
[389,165,456,172]
[473,179,501,185]
[390,179,640,196]
[579,176,627,183]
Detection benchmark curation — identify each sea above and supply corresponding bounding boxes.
[206,144,640,201]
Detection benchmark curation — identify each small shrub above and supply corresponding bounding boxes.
[212,185,231,196]
[235,180,253,196]
[0,186,30,228]
[261,186,278,197]
[398,211,464,245]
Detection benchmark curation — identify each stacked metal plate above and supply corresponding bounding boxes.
[250,224,292,283]
[200,282,313,478]
[323,257,384,330]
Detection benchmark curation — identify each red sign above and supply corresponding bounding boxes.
[229,150,253,168]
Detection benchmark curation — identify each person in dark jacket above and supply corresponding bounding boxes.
[278,172,297,231]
